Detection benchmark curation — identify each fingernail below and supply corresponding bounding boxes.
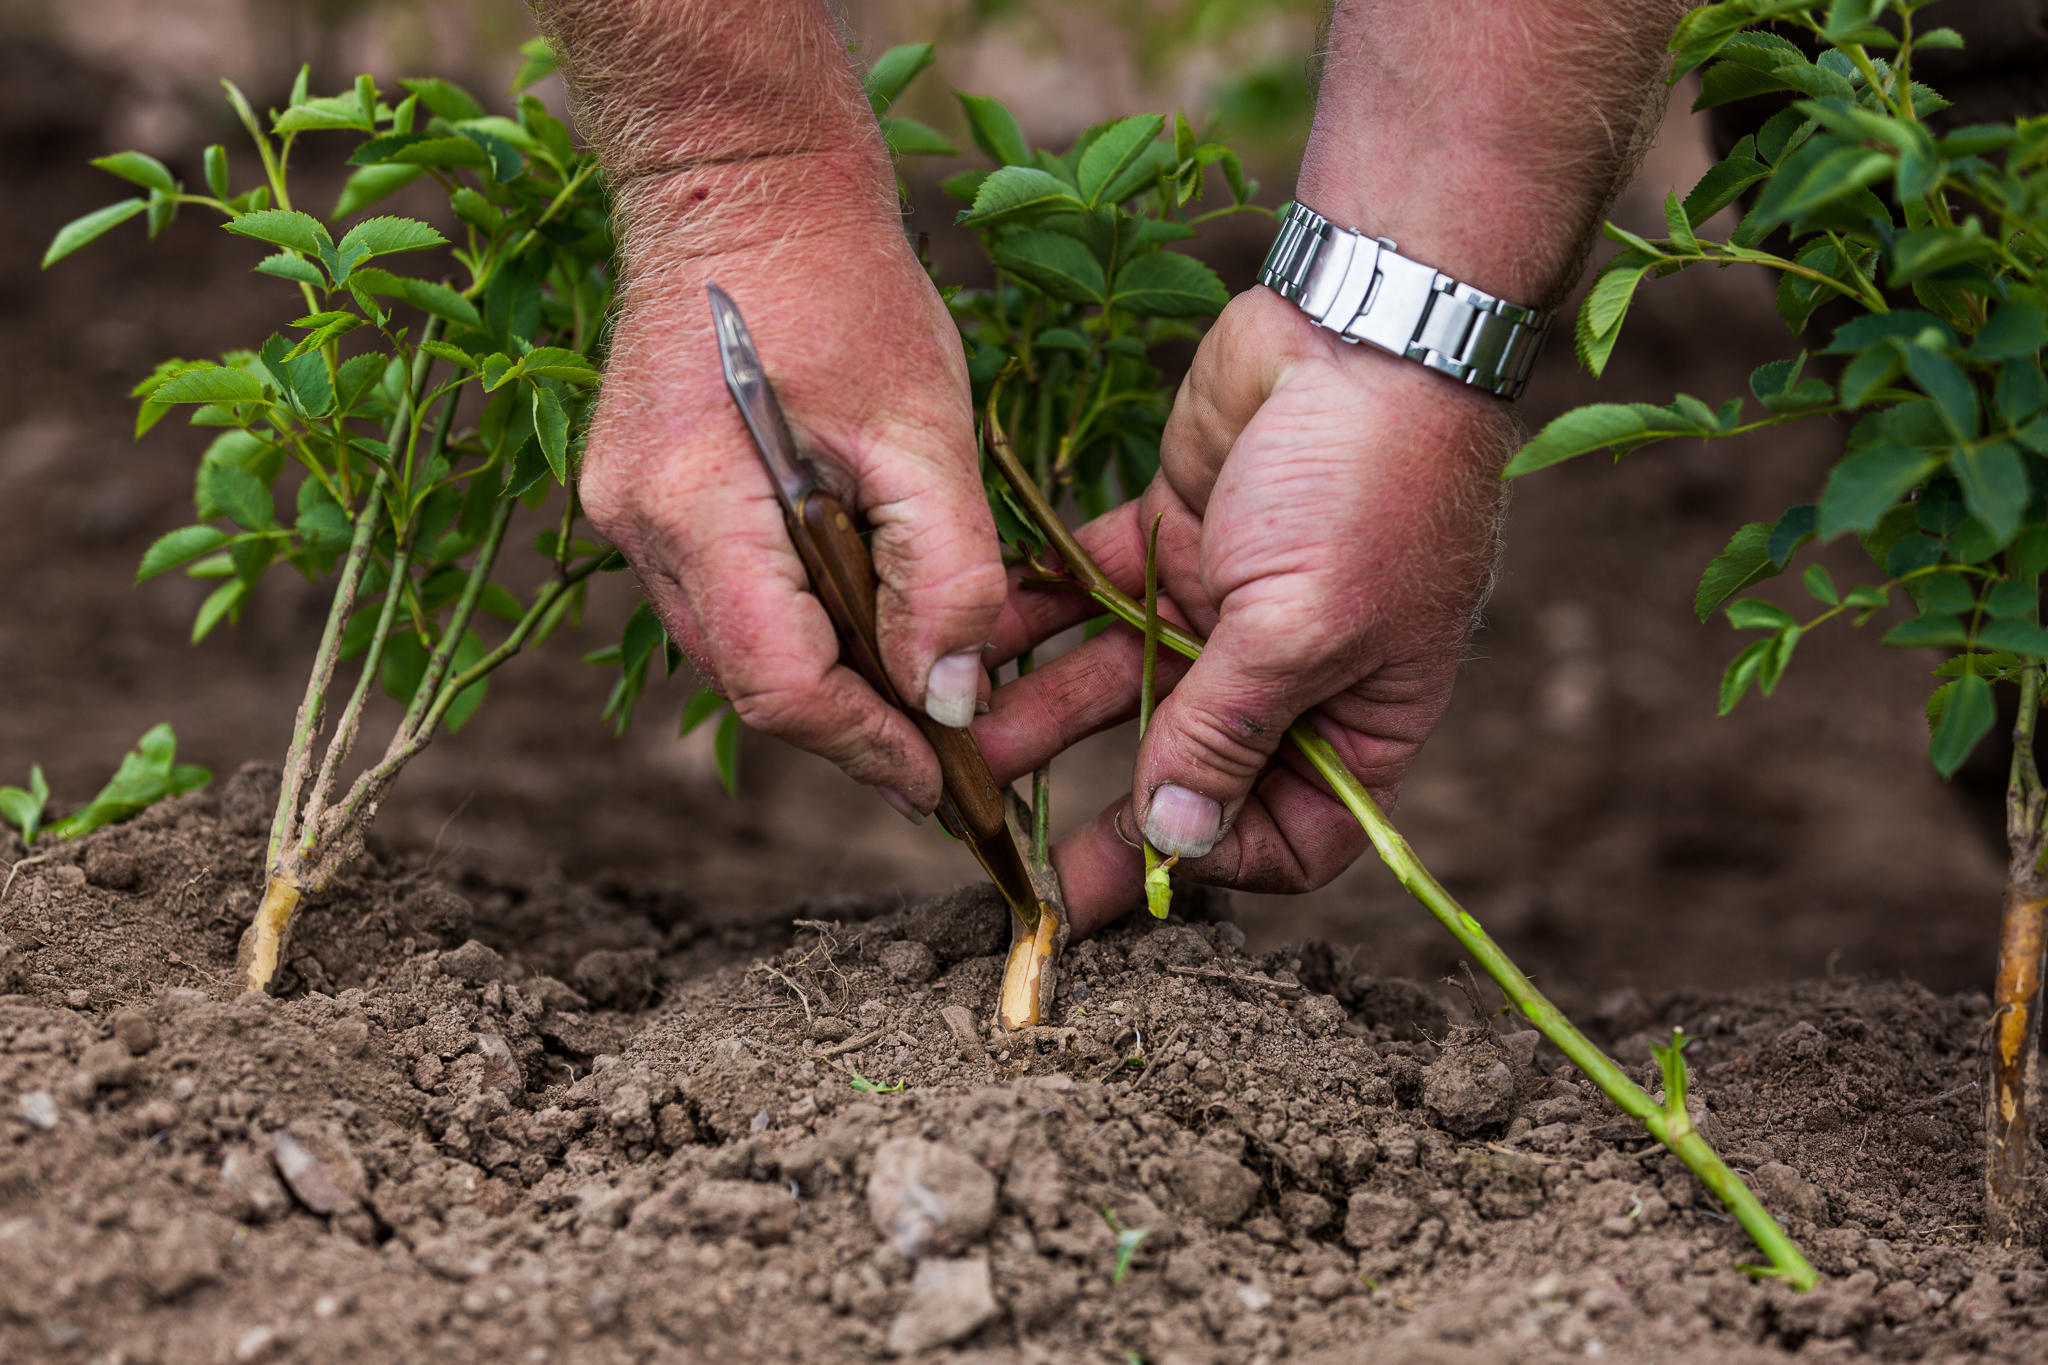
[877,788,927,825]
[1144,783,1222,858]
[924,650,983,729]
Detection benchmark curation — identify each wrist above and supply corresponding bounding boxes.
[1292,151,1579,312]
[612,143,900,280]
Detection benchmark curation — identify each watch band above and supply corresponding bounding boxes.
[1257,202,1552,401]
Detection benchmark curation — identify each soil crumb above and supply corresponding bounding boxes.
[0,791,2040,1362]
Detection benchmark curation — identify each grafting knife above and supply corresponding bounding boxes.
[706,284,1064,1026]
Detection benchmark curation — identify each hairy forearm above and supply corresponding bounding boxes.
[1302,0,1688,308]
[530,0,894,268]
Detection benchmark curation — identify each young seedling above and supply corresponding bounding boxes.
[2,726,210,850]
[46,61,662,992]
[984,414,1818,1289]
[0,766,52,849]
[1100,1206,1151,1285]
[1505,0,2048,1248]
[846,1068,905,1095]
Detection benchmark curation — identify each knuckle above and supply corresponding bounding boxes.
[727,681,814,740]
[1161,702,1275,786]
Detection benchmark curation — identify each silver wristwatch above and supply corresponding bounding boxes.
[1257,201,1552,401]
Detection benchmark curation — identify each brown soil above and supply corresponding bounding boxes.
[6,19,2048,1365]
[1,797,2040,1364]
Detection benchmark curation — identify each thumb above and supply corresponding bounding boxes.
[1133,608,1349,858]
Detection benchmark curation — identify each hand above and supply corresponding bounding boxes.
[580,156,1005,817]
[973,285,1516,932]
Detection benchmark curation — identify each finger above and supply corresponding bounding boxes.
[987,500,1145,665]
[857,412,1009,729]
[970,626,1193,785]
[1167,763,1371,893]
[1133,600,1364,859]
[1048,799,1145,939]
[636,543,945,809]
[583,387,944,809]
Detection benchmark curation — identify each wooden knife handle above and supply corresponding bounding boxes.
[788,489,1009,846]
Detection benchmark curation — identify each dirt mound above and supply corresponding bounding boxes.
[0,793,2041,1362]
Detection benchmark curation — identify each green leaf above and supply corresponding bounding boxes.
[1718,638,1772,714]
[1817,444,1937,540]
[511,37,558,94]
[1110,251,1227,317]
[1952,442,2026,550]
[680,686,725,736]
[1682,155,1769,227]
[1971,300,2047,362]
[880,116,958,157]
[865,43,935,114]
[348,132,493,172]
[1695,523,1778,621]
[348,268,483,328]
[620,601,665,678]
[1768,504,1818,567]
[191,579,249,644]
[1078,114,1165,207]
[1661,190,1698,253]
[449,188,504,235]
[399,76,486,123]
[1882,613,1969,648]
[1978,619,2048,655]
[958,166,1084,226]
[223,208,332,257]
[516,346,602,386]
[1574,255,1653,376]
[1987,580,2038,619]
[274,94,373,134]
[137,525,231,582]
[714,710,741,796]
[152,365,267,405]
[253,251,326,287]
[1914,573,1976,615]
[42,724,210,841]
[337,215,448,261]
[202,462,275,531]
[1903,345,1980,438]
[1930,671,1995,778]
[533,385,570,482]
[1802,564,1838,605]
[0,765,49,846]
[957,93,1030,166]
[992,229,1106,304]
[330,163,424,220]
[91,151,176,195]
[42,198,147,267]
[1505,401,1709,479]
[1725,598,1795,631]
[204,143,230,198]
[1839,344,1903,408]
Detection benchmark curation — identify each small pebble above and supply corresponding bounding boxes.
[17,1089,58,1130]
[112,1009,159,1055]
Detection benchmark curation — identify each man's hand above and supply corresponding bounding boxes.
[971,0,1683,933]
[583,177,1002,818]
[536,0,1004,818]
[973,287,1512,932]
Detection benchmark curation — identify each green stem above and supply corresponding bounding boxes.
[295,539,413,860]
[984,413,1817,1290]
[401,496,514,736]
[322,556,606,861]
[267,469,387,869]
